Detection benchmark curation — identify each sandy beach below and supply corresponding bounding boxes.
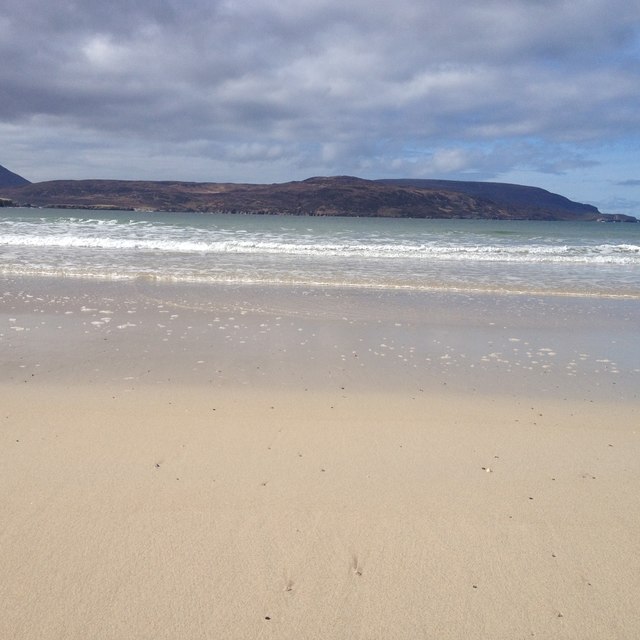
[2,277,639,639]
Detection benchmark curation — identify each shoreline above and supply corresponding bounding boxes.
[2,275,638,400]
[4,268,640,300]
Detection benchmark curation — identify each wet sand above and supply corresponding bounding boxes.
[1,277,639,639]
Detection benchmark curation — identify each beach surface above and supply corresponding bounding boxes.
[1,277,639,639]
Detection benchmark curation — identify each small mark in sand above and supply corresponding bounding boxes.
[155,463,161,468]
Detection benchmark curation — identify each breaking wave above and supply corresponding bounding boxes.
[1,231,639,265]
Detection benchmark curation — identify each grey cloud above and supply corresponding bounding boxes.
[1,0,639,182]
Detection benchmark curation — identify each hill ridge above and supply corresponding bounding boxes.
[0,174,636,221]
[0,163,30,188]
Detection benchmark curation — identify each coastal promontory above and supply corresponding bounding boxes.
[0,166,635,221]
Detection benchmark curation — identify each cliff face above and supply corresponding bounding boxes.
[0,164,30,188]
[0,174,636,221]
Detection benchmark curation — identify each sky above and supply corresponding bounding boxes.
[1,0,639,215]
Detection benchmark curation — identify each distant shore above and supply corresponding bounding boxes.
[1,175,636,221]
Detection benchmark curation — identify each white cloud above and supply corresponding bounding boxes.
[81,35,124,69]
[429,148,476,173]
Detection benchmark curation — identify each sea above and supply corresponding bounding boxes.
[1,207,639,298]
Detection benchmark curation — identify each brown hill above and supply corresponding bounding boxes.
[378,179,602,217]
[0,175,635,221]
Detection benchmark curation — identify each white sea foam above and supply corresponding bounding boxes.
[2,231,639,265]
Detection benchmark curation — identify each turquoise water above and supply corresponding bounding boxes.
[1,208,639,297]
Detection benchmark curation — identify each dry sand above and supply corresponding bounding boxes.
[1,278,639,639]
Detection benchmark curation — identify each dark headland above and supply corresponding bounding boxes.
[0,164,636,221]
